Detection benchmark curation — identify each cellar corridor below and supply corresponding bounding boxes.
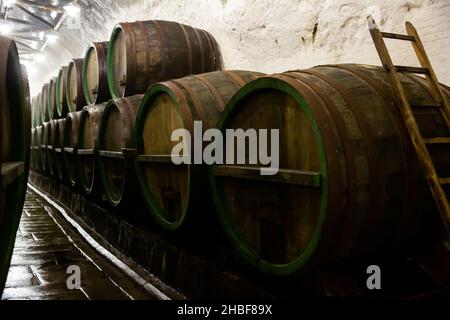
[1,188,156,300]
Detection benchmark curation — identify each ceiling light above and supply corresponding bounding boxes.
[0,23,12,35]
[38,31,45,40]
[51,11,58,19]
[4,0,16,7]
[63,4,80,17]
[46,34,58,44]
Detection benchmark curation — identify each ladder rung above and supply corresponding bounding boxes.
[395,66,429,74]
[440,178,450,185]
[424,137,450,145]
[381,32,415,41]
[411,104,443,109]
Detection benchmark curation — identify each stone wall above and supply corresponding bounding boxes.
[29,0,450,95]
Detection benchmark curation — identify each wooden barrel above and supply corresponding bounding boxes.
[208,64,450,276]
[134,70,263,230]
[83,42,111,105]
[53,119,66,182]
[56,66,69,118]
[107,20,223,99]
[66,59,87,112]
[0,36,29,293]
[31,128,40,172]
[41,121,52,176]
[35,92,42,126]
[77,103,106,195]
[98,95,143,207]
[63,111,82,187]
[35,125,43,173]
[48,77,58,120]
[41,83,50,122]
[46,120,58,177]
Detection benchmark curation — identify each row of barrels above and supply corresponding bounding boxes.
[31,63,450,276]
[0,36,31,294]
[31,20,223,127]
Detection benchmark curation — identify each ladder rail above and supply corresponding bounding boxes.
[367,16,450,231]
[405,22,450,131]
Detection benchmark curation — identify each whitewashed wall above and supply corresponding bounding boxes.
[29,0,450,96]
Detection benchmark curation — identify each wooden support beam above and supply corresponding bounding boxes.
[213,165,322,187]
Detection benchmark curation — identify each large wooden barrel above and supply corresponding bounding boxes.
[98,95,143,207]
[77,103,106,195]
[53,119,66,182]
[41,83,50,122]
[83,42,111,105]
[56,66,69,118]
[107,20,223,99]
[48,77,58,120]
[134,70,263,230]
[63,111,82,187]
[66,59,87,112]
[208,64,450,276]
[0,36,29,293]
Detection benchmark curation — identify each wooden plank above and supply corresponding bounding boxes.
[213,165,322,187]
[381,32,415,41]
[122,148,138,157]
[78,149,95,156]
[135,155,173,163]
[411,104,443,109]
[424,137,450,145]
[98,150,125,159]
[1,162,24,188]
[395,65,429,74]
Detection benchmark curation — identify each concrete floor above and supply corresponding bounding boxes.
[1,189,157,300]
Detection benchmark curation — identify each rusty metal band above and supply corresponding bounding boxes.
[192,27,205,73]
[178,23,193,75]
[223,70,247,87]
[404,72,450,130]
[331,64,418,246]
[165,81,195,134]
[273,73,345,265]
[301,67,380,256]
[172,79,207,123]
[193,74,226,112]
[152,21,167,82]
[138,21,151,91]
[200,29,214,71]
[285,71,355,258]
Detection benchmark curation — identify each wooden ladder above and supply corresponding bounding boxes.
[367,16,450,235]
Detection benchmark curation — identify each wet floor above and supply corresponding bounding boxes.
[1,189,156,300]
